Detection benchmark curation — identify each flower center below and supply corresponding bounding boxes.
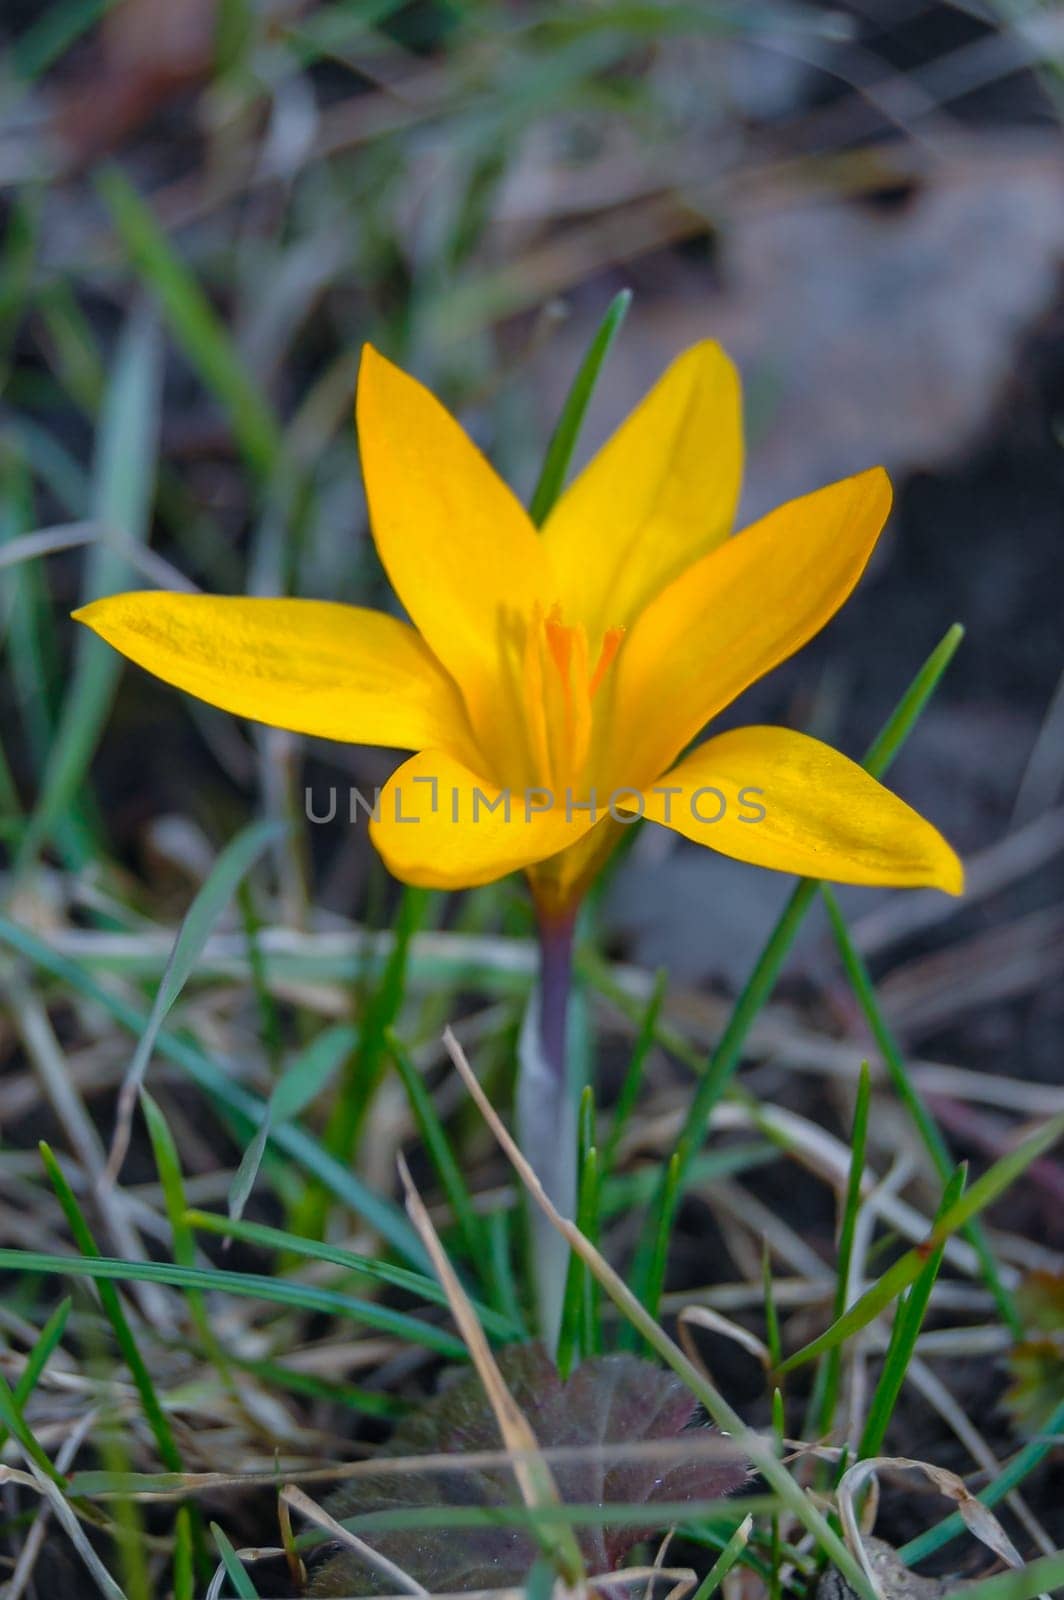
[500,603,624,795]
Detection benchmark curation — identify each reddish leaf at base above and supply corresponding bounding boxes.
[306,1342,748,1595]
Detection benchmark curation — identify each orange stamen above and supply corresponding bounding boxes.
[544,610,573,682]
[589,625,626,697]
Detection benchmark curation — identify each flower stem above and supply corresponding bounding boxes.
[517,904,579,1351]
[536,908,576,1094]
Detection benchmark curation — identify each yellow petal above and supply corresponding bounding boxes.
[356,345,554,740]
[604,467,893,789]
[628,725,963,893]
[73,591,475,757]
[370,749,598,890]
[542,341,742,649]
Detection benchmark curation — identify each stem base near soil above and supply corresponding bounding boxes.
[517,907,578,1352]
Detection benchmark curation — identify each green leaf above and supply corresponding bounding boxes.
[528,289,631,526]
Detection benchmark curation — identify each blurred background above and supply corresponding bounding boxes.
[1,1,1064,1584]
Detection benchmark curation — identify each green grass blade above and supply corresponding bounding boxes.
[689,1514,754,1600]
[185,1208,520,1340]
[143,1090,233,1582]
[525,1556,557,1600]
[0,1367,65,1484]
[602,1143,773,1214]
[229,1021,355,1224]
[486,1208,526,1333]
[821,884,1020,1337]
[39,281,105,413]
[140,1090,229,1363]
[528,289,631,525]
[0,1292,72,1465]
[13,1296,72,1409]
[173,1506,195,1600]
[928,1553,1064,1600]
[0,459,99,868]
[236,880,284,1074]
[38,1142,185,1473]
[140,818,286,1030]
[11,0,124,81]
[98,169,284,481]
[211,1523,262,1598]
[422,1058,878,1597]
[324,885,427,1168]
[325,1497,781,1540]
[108,818,286,1178]
[385,1027,489,1275]
[808,1061,871,1441]
[558,1087,600,1374]
[858,1163,966,1460]
[627,1148,681,1344]
[603,968,666,1173]
[3,417,91,517]
[17,302,162,870]
[70,1484,780,1522]
[861,624,965,779]
[0,1241,468,1359]
[763,1246,782,1369]
[228,1356,405,1419]
[0,197,38,379]
[578,1145,601,1359]
[0,913,426,1267]
[779,1112,1064,1373]
[628,622,966,1305]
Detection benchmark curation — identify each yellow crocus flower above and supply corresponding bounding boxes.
[75,342,963,916]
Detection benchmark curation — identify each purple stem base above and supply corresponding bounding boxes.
[536,908,576,1097]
